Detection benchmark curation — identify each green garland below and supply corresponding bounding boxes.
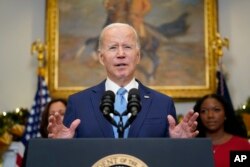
[0,108,29,136]
[236,97,250,114]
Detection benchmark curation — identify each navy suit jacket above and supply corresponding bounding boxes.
[63,80,176,138]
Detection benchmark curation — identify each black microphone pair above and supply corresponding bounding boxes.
[99,88,141,128]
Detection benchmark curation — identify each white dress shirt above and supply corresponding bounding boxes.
[105,77,139,101]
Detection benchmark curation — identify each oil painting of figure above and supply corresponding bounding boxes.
[58,0,205,88]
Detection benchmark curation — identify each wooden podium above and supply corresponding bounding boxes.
[25,138,214,167]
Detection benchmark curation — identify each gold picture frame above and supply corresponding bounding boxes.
[45,0,220,100]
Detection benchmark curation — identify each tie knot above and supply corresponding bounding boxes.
[117,87,127,96]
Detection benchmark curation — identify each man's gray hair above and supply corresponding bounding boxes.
[98,23,140,51]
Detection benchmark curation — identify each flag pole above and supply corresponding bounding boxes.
[212,33,229,58]
[31,39,47,77]
[212,33,230,93]
[212,33,234,110]
[21,40,51,146]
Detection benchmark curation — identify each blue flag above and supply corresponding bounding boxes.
[21,76,51,145]
[216,71,234,110]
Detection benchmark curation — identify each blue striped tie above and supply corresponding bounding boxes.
[113,87,128,138]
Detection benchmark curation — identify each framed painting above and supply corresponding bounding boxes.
[45,0,219,99]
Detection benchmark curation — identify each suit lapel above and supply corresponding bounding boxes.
[90,81,114,137]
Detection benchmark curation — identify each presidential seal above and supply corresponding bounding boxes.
[92,154,148,167]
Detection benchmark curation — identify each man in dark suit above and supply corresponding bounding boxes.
[48,23,199,138]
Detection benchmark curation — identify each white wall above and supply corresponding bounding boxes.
[0,0,250,115]
[0,0,45,111]
[218,0,250,109]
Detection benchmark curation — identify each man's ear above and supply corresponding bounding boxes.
[136,51,141,64]
[98,50,104,65]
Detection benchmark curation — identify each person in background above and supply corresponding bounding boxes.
[48,23,199,139]
[40,99,67,138]
[22,98,67,167]
[193,94,250,167]
[128,0,151,41]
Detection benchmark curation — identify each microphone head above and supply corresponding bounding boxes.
[128,88,140,101]
[100,90,115,114]
[124,89,141,129]
[102,90,115,101]
[99,90,117,127]
[127,88,141,114]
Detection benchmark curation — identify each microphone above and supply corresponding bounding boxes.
[99,90,117,126]
[124,88,141,128]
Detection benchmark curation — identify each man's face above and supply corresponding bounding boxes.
[98,26,140,85]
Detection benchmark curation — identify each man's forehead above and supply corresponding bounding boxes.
[103,32,136,43]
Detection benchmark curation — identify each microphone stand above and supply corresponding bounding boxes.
[102,109,127,138]
[115,110,131,138]
[113,111,125,138]
[117,115,124,138]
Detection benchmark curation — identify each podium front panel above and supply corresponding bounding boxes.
[25,138,214,167]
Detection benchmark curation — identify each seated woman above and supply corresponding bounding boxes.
[193,94,250,167]
[40,99,67,138]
